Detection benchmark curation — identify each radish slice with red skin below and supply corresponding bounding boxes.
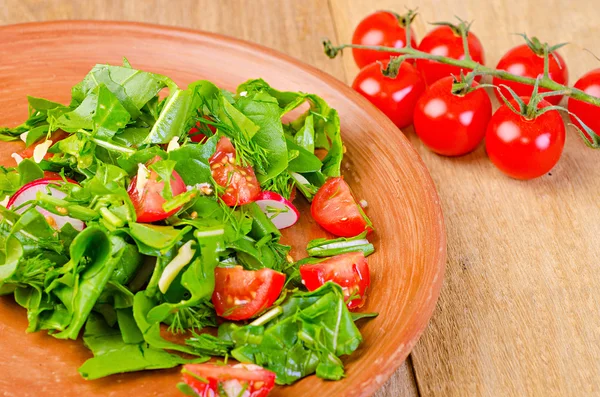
[7,177,85,231]
[254,191,300,229]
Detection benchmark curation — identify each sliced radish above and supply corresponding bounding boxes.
[254,191,300,230]
[7,177,85,231]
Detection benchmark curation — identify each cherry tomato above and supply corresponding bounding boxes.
[182,363,276,397]
[300,252,370,309]
[20,130,69,160]
[352,61,425,128]
[416,26,485,86]
[351,11,417,69]
[493,44,568,105]
[485,97,565,180]
[212,266,285,321]
[568,68,600,141]
[209,137,261,207]
[413,76,492,156]
[188,116,217,143]
[311,177,371,237]
[127,156,187,223]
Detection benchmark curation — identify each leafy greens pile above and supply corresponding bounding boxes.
[0,60,368,385]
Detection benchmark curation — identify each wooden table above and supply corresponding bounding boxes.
[1,0,599,395]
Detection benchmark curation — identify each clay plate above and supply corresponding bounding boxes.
[0,21,446,397]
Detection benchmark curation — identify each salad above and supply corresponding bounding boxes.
[0,60,376,396]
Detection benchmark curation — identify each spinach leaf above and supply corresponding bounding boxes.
[143,89,192,144]
[128,223,192,252]
[224,283,362,384]
[93,84,131,139]
[235,92,288,183]
[79,313,206,380]
[168,137,218,186]
[17,159,44,185]
[286,138,322,173]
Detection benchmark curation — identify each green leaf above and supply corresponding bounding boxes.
[143,89,192,144]
[293,113,315,152]
[93,84,131,139]
[128,223,192,251]
[17,159,44,186]
[286,138,322,173]
[236,92,288,182]
[72,64,169,119]
[168,137,218,186]
[79,313,206,380]
[306,232,374,257]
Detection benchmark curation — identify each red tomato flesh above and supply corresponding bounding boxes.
[416,26,485,86]
[183,363,276,397]
[300,252,371,309]
[20,130,69,160]
[352,61,425,129]
[209,137,261,207]
[351,11,418,69]
[212,266,285,321]
[413,76,492,156]
[568,68,600,141]
[311,177,371,237]
[485,97,565,180]
[127,156,187,223]
[493,44,568,105]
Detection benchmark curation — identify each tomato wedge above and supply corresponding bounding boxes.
[20,130,69,160]
[127,156,187,223]
[212,266,285,321]
[188,116,216,143]
[209,137,260,207]
[300,252,371,309]
[311,177,371,237]
[182,363,276,397]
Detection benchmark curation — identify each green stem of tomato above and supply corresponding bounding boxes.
[327,43,600,107]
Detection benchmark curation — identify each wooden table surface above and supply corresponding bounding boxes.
[1,0,599,395]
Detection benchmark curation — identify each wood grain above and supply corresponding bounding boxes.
[0,4,433,396]
[331,0,600,395]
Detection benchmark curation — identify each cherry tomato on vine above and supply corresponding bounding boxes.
[352,11,417,69]
[493,43,568,105]
[568,68,600,141]
[352,60,425,128]
[416,26,485,86]
[413,76,492,156]
[485,97,565,180]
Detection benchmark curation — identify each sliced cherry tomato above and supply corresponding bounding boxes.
[311,177,371,237]
[352,60,425,128]
[568,68,600,141]
[413,76,492,156]
[20,130,69,160]
[182,363,276,397]
[127,156,187,223]
[209,137,261,207]
[300,252,370,309]
[416,26,485,86]
[485,97,565,180]
[351,11,417,69]
[212,266,285,321]
[188,116,217,143]
[493,43,568,105]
